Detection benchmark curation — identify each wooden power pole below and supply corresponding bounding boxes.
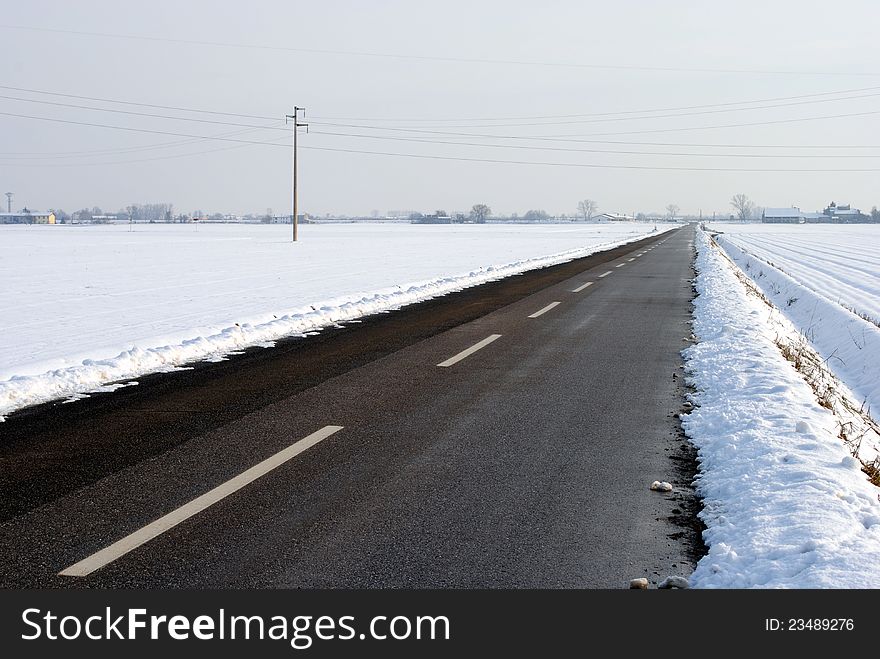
[285,107,308,242]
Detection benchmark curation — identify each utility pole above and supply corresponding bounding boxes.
[285,107,308,242]
[5,192,12,213]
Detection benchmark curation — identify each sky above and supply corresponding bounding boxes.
[1,0,879,217]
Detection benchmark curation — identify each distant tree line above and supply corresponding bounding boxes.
[124,203,175,223]
[46,196,880,225]
[47,203,175,224]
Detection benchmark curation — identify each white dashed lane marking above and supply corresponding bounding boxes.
[437,334,503,367]
[528,301,561,318]
[59,425,345,577]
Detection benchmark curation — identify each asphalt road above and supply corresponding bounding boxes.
[0,226,702,588]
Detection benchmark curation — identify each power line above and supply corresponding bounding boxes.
[0,93,289,131]
[0,126,284,159]
[9,89,880,142]
[310,129,880,158]
[4,135,878,173]
[541,109,880,138]
[0,84,278,121]
[12,89,878,143]
[4,107,880,163]
[4,80,879,128]
[311,86,880,123]
[3,81,879,149]
[3,108,880,171]
[359,92,880,129]
[2,24,878,77]
[0,110,292,147]
[0,139,288,167]
[300,145,880,172]
[310,106,880,140]
[6,126,880,167]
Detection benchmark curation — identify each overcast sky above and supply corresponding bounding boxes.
[1,0,879,217]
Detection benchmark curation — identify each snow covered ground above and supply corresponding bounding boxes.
[684,229,880,588]
[708,223,880,438]
[710,223,880,325]
[0,221,671,418]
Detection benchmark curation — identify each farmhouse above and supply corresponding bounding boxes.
[762,208,804,224]
[0,209,56,224]
[595,212,635,221]
[822,202,869,223]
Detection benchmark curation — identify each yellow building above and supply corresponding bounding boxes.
[0,210,56,224]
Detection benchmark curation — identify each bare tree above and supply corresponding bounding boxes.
[577,199,598,221]
[666,203,680,220]
[73,208,93,223]
[730,193,756,221]
[470,203,491,224]
[124,202,175,223]
[523,209,550,221]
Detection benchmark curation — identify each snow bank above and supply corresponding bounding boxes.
[0,223,673,419]
[684,229,880,588]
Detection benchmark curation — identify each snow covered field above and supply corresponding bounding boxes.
[685,229,880,588]
[708,223,880,437]
[710,223,880,325]
[0,222,671,418]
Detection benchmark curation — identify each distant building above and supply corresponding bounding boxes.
[412,211,453,224]
[822,202,869,222]
[762,208,804,223]
[0,209,56,224]
[594,212,635,221]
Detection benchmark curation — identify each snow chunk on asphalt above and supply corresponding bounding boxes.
[650,481,674,492]
[658,576,690,589]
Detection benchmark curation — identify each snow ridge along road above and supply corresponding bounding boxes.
[0,228,701,588]
[684,230,880,588]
